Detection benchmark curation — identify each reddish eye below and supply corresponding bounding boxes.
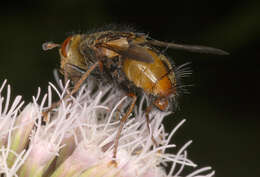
[61,36,72,57]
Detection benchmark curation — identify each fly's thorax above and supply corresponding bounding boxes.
[78,33,109,67]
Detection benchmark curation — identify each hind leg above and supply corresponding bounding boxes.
[145,105,159,146]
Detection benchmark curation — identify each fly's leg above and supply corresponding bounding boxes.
[149,97,171,149]
[43,61,100,122]
[111,93,137,166]
[115,102,124,121]
[145,105,159,147]
[69,61,99,95]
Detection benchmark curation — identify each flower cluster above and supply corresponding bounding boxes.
[0,79,214,177]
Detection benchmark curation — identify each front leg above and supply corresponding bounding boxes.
[63,63,86,86]
[43,61,100,122]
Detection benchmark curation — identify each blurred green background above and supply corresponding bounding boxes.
[0,0,259,176]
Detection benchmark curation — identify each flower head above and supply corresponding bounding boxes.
[0,79,215,177]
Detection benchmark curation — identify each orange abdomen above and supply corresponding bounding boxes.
[123,49,176,97]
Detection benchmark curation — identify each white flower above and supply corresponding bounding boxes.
[0,79,215,177]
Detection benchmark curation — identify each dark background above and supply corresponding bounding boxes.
[0,0,259,176]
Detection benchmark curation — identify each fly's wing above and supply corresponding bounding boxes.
[96,38,154,63]
[149,39,229,55]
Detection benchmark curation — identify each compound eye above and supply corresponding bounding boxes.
[61,36,72,57]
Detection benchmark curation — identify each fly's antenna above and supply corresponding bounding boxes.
[42,42,61,51]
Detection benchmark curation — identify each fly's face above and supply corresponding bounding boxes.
[42,34,96,83]
[59,35,87,72]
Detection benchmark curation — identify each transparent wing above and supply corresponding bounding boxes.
[149,39,229,55]
[97,39,154,63]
